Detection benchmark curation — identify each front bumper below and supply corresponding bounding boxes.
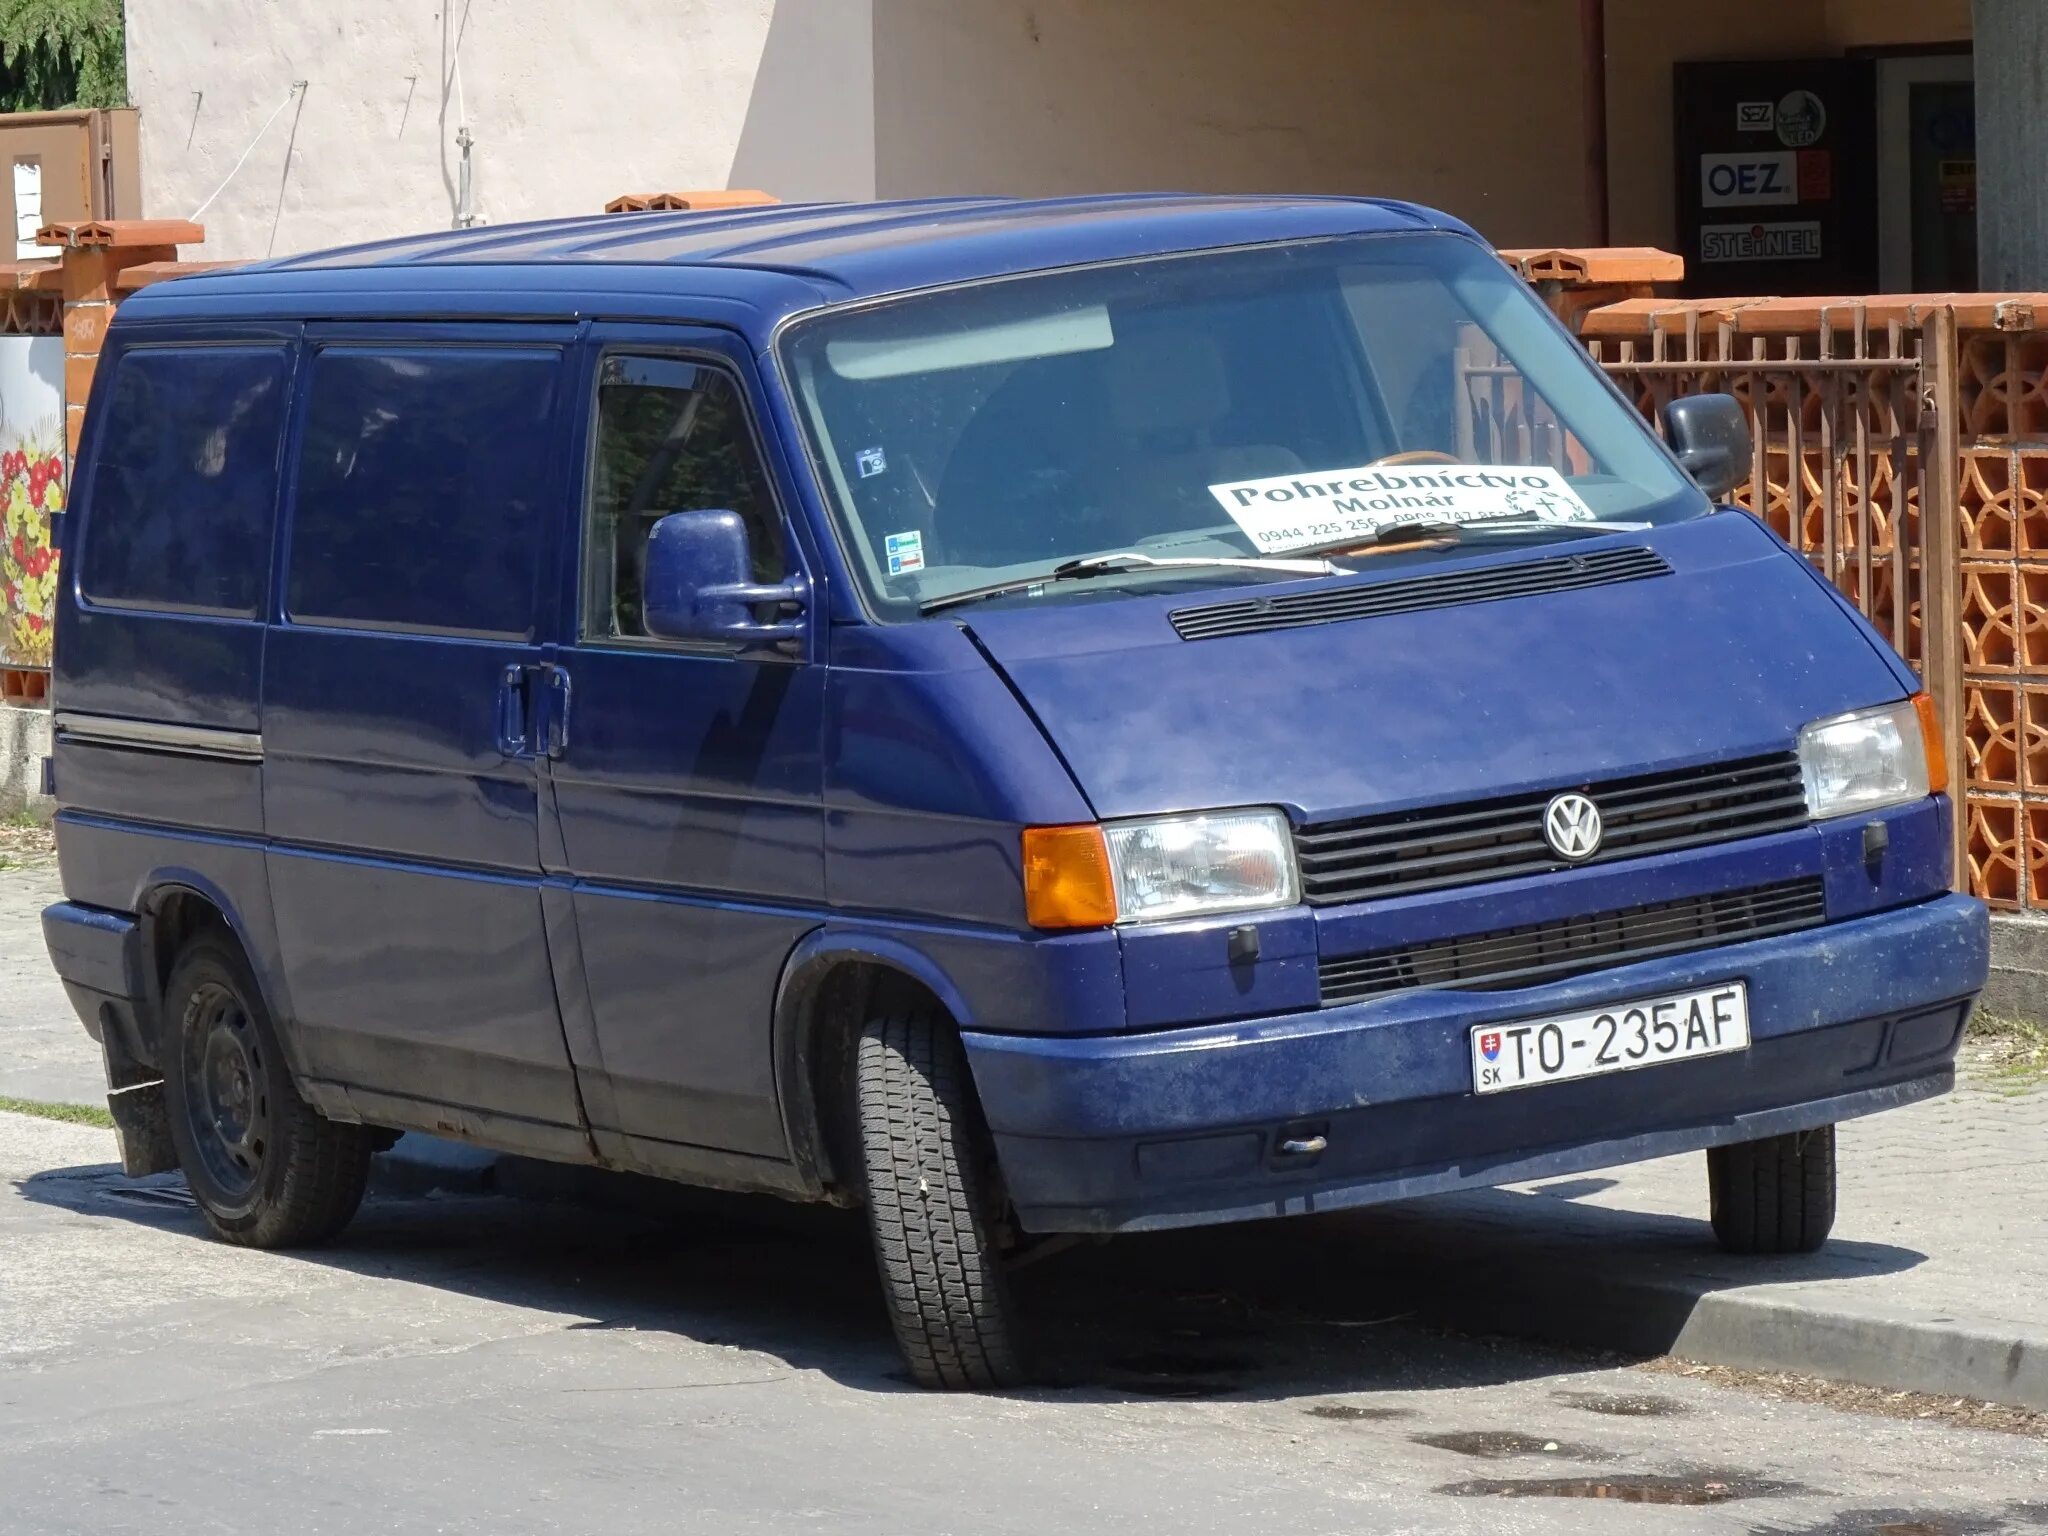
[963,893,1988,1233]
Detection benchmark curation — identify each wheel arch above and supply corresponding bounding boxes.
[772,931,978,1199]
[130,870,290,1073]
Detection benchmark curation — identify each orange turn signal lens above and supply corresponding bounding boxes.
[1022,824,1117,930]
[1911,690,1948,796]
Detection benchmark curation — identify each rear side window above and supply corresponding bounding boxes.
[286,347,559,638]
[80,345,291,617]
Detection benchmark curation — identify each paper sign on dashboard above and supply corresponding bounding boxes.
[1207,463,1597,555]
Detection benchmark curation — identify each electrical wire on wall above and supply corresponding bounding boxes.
[188,80,308,222]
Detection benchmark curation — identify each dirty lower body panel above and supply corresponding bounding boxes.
[967,893,1987,1232]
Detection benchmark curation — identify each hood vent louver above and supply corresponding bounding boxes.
[1168,545,1673,641]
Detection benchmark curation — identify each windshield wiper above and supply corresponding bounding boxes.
[1288,516,1652,560]
[919,550,1338,615]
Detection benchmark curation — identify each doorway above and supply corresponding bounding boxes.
[1876,51,1976,292]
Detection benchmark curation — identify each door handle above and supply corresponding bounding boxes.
[545,666,572,759]
[495,664,531,757]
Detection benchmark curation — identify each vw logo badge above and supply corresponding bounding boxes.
[1543,792,1604,860]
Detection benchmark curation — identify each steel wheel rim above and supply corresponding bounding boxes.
[183,982,269,1202]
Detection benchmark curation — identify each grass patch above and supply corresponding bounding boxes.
[1962,1009,2048,1093]
[0,1096,113,1128]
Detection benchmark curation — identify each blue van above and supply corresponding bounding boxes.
[41,195,1986,1388]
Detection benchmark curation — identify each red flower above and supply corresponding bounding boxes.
[24,612,44,632]
[25,548,51,579]
[8,532,24,565]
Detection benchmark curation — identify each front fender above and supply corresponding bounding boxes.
[776,927,986,1032]
[769,926,983,1196]
[769,920,1126,1192]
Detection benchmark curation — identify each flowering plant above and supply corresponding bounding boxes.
[1,436,62,669]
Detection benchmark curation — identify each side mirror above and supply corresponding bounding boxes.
[642,509,808,648]
[1662,392,1752,501]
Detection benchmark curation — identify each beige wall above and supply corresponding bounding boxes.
[124,0,875,261]
[873,0,1594,249]
[1604,0,1830,248]
[874,0,1976,255]
[121,0,1981,267]
[1824,0,1972,48]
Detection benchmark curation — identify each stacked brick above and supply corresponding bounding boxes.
[1558,267,2048,911]
[1947,316,2048,907]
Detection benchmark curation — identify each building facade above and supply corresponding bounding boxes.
[125,0,1977,286]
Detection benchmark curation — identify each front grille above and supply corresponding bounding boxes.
[1317,876,1826,1005]
[1167,546,1671,641]
[1295,752,1808,907]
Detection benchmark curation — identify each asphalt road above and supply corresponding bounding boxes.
[5,1112,2045,1536]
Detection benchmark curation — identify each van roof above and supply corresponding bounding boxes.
[114,194,1473,335]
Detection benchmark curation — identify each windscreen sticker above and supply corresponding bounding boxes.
[856,445,888,479]
[1207,464,1597,555]
[884,529,926,575]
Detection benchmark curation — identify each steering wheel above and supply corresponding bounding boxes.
[1366,449,1464,468]
[1306,449,1469,559]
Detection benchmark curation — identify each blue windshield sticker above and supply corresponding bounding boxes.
[857,445,888,479]
[884,529,926,575]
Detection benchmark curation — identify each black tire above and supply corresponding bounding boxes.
[855,1010,1027,1390]
[160,933,372,1248]
[1707,1124,1837,1255]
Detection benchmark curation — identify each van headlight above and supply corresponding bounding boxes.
[1103,809,1299,923]
[1797,695,1944,819]
[1020,809,1300,929]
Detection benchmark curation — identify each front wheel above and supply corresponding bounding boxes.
[854,1009,1027,1389]
[1707,1124,1837,1255]
[161,934,373,1247]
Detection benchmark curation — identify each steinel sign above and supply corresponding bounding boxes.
[1699,150,1798,208]
[1701,221,1823,263]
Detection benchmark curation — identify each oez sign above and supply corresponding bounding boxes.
[1700,150,1798,208]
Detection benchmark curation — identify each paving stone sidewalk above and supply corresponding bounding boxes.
[1511,1078,2047,1344]
[1344,1081,2048,1410]
[4,857,2042,1406]
[0,862,94,1105]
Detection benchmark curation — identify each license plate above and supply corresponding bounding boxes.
[1470,982,1750,1095]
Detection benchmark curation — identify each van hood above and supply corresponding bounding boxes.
[960,515,1907,824]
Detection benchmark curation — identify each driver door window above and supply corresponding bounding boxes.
[583,354,785,641]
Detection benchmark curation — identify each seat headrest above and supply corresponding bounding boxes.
[1104,330,1231,439]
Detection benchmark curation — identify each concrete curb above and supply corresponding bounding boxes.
[1356,1190,2048,1413]
[1985,912,2048,1027]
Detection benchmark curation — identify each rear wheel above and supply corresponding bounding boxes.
[161,933,372,1247]
[854,1009,1027,1389]
[1707,1124,1837,1255]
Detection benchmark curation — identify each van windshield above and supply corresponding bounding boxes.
[780,232,1708,617]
